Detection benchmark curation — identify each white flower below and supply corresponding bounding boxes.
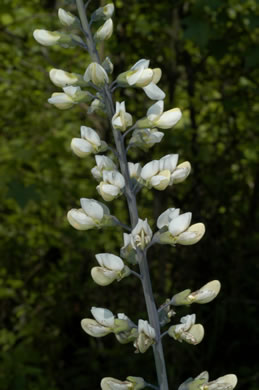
[81,307,115,338]
[102,57,114,74]
[112,101,133,132]
[129,128,164,150]
[67,198,111,230]
[204,375,238,390]
[137,100,182,129]
[134,319,156,353]
[91,155,117,181]
[91,253,130,286]
[179,372,238,390]
[131,218,152,249]
[97,170,125,202]
[95,18,113,41]
[91,307,115,327]
[101,376,145,390]
[187,280,221,304]
[48,86,91,109]
[128,162,142,180]
[120,233,138,265]
[71,126,107,157]
[117,59,165,100]
[168,314,204,345]
[157,208,180,229]
[93,3,115,21]
[141,154,191,191]
[33,29,61,46]
[156,209,205,246]
[58,8,77,26]
[49,68,84,88]
[84,62,109,86]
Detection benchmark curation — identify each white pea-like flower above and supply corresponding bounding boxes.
[91,155,117,181]
[93,3,115,21]
[172,280,221,306]
[102,57,114,74]
[120,233,138,265]
[117,59,165,100]
[178,372,238,390]
[101,376,145,390]
[131,218,153,249]
[141,154,191,190]
[67,198,111,230]
[168,314,204,345]
[81,307,115,338]
[204,374,238,390]
[49,68,85,88]
[129,128,164,150]
[95,18,113,41]
[84,62,109,86]
[134,319,156,353]
[58,8,77,26]
[156,208,205,246]
[137,100,182,129]
[112,101,133,132]
[128,162,142,180]
[91,253,130,286]
[71,126,107,157]
[33,29,62,46]
[91,307,115,327]
[48,86,92,110]
[97,170,125,202]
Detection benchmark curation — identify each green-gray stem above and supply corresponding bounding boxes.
[76,2,169,389]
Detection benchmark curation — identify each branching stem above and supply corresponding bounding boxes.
[76,2,169,389]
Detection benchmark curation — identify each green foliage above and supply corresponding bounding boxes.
[0,0,258,389]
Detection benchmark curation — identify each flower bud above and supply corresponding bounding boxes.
[129,128,164,150]
[91,155,117,181]
[49,68,86,88]
[71,126,107,157]
[95,18,113,41]
[33,29,61,46]
[48,86,92,109]
[112,101,133,132]
[120,233,138,265]
[91,253,130,286]
[92,3,115,22]
[67,198,111,230]
[84,62,109,86]
[187,280,221,304]
[101,376,145,390]
[81,318,113,337]
[102,57,114,74]
[97,170,125,202]
[58,8,77,26]
[33,29,75,47]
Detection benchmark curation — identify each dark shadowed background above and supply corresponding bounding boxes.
[0,0,259,389]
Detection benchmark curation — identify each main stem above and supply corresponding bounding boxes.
[76,2,169,389]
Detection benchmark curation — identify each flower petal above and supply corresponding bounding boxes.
[143,82,166,100]
[169,212,192,236]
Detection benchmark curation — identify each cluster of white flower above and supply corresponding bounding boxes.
[33,3,237,390]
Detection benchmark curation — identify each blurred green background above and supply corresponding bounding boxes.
[0,0,259,389]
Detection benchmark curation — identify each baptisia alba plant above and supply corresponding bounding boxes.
[33,2,238,390]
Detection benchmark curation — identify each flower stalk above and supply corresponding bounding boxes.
[75,1,169,388]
